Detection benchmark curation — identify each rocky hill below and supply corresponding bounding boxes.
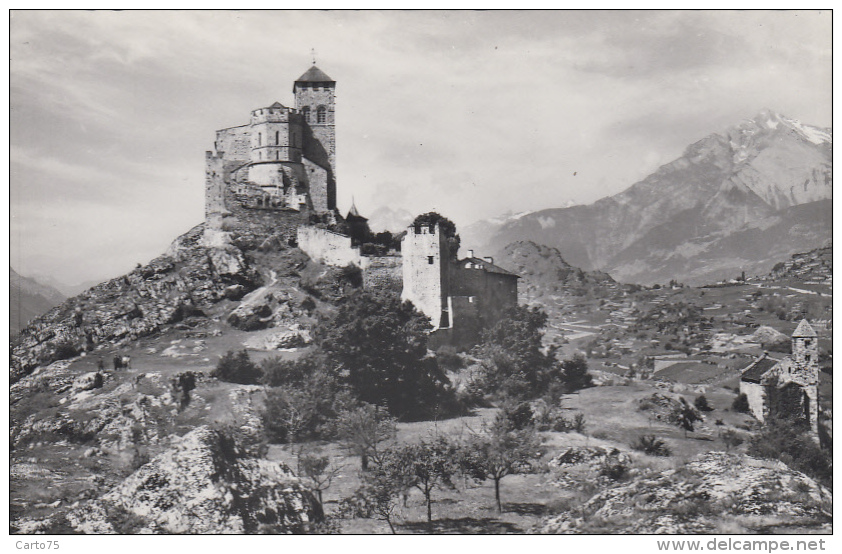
[478,110,831,285]
[9,222,353,385]
[10,268,66,334]
[541,450,832,534]
[496,241,617,302]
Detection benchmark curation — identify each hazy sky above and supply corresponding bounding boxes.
[9,10,831,285]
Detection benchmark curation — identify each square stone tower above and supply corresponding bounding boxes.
[787,319,820,434]
[401,223,451,330]
[294,65,336,213]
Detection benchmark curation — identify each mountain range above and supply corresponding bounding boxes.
[464,110,831,286]
[10,268,66,334]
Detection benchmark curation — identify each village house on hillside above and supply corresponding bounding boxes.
[202,64,519,346]
[739,319,820,437]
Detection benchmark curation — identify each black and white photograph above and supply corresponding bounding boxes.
[9,9,833,540]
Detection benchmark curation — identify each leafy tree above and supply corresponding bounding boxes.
[340,460,403,533]
[561,353,593,393]
[411,212,461,259]
[334,403,397,470]
[474,306,559,400]
[732,393,750,413]
[383,437,461,523]
[262,367,350,444]
[297,449,342,507]
[260,353,327,388]
[461,411,544,512]
[672,397,700,438]
[213,349,262,385]
[318,289,448,419]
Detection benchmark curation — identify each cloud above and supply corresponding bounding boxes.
[9,10,831,283]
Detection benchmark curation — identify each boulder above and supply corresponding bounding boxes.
[67,426,321,533]
[542,451,831,534]
[242,327,313,351]
[72,372,104,392]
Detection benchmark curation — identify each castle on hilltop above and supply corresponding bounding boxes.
[205,64,337,234]
[739,319,821,438]
[204,64,518,347]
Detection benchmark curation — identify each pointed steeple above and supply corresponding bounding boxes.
[346,197,367,222]
[348,197,361,218]
[793,319,817,338]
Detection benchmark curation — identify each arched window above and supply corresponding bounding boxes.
[275,131,279,144]
[302,106,310,122]
[317,106,327,124]
[258,133,262,146]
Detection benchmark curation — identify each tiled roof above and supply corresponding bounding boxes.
[460,257,519,278]
[295,65,334,83]
[740,357,780,384]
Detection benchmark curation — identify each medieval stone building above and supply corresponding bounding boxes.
[739,319,820,436]
[401,222,519,347]
[205,64,337,236]
[203,64,518,346]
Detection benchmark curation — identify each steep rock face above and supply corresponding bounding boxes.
[10,224,262,383]
[66,426,321,534]
[541,451,831,534]
[484,111,831,285]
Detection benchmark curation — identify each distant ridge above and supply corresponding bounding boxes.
[476,111,831,285]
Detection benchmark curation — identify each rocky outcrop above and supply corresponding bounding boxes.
[242,326,313,350]
[10,224,262,383]
[67,426,321,534]
[541,451,832,534]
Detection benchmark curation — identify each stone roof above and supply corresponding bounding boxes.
[740,356,780,384]
[460,257,520,278]
[792,319,817,338]
[295,65,335,84]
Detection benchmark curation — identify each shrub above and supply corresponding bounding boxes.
[720,429,743,451]
[630,434,671,456]
[749,418,832,487]
[694,394,713,412]
[732,393,750,413]
[54,341,79,361]
[213,350,262,385]
[599,459,628,481]
[501,401,534,430]
[171,371,198,411]
[435,345,464,372]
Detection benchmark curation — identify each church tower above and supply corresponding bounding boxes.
[294,65,336,213]
[790,319,819,434]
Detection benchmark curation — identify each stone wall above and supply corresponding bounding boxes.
[302,157,332,213]
[740,380,766,423]
[361,255,403,290]
[204,152,228,225]
[297,226,361,267]
[214,126,250,161]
